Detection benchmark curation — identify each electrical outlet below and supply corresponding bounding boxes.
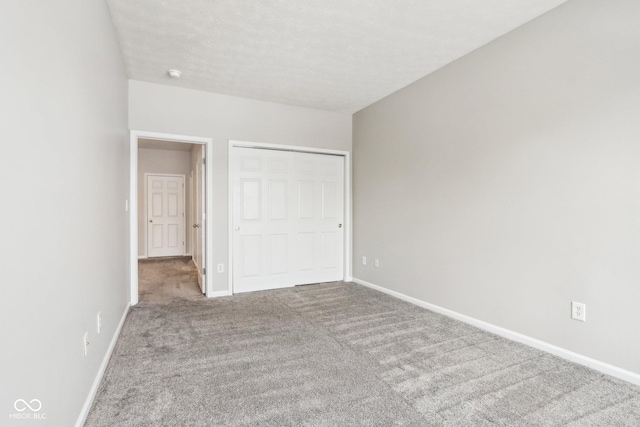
[217,263,224,273]
[96,312,102,334]
[571,301,586,322]
[374,259,380,268]
[83,332,89,356]
[362,256,367,266]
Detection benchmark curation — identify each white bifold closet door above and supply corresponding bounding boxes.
[232,147,344,293]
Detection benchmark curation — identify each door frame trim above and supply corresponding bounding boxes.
[144,173,186,258]
[129,130,214,305]
[227,140,352,295]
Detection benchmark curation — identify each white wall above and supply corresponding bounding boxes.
[129,81,352,291]
[138,147,193,257]
[0,1,129,425]
[353,0,640,375]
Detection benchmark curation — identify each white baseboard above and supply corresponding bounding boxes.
[351,277,640,386]
[137,255,147,259]
[208,290,232,298]
[75,304,130,427]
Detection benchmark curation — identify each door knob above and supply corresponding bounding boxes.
[149,220,153,223]
[338,224,342,228]
[234,226,240,231]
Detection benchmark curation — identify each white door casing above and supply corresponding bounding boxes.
[231,147,345,293]
[146,174,185,258]
[130,131,214,305]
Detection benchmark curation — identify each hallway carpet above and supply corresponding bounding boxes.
[86,282,640,426]
[138,256,203,303]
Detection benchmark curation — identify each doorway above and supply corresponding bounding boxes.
[129,131,213,305]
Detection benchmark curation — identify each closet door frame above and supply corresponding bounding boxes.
[227,140,352,295]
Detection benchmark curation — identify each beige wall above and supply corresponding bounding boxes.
[129,80,352,291]
[138,147,193,257]
[0,1,129,425]
[353,0,640,375]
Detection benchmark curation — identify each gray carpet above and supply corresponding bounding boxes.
[86,277,640,426]
[138,256,203,303]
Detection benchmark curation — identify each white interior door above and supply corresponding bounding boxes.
[295,152,345,285]
[193,147,206,293]
[147,174,185,258]
[231,147,344,293]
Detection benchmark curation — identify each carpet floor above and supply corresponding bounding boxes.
[86,279,640,426]
[138,256,203,303]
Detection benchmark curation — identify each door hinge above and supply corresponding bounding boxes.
[203,158,206,166]
[203,268,206,275]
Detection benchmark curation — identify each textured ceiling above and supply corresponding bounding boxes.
[108,0,567,113]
